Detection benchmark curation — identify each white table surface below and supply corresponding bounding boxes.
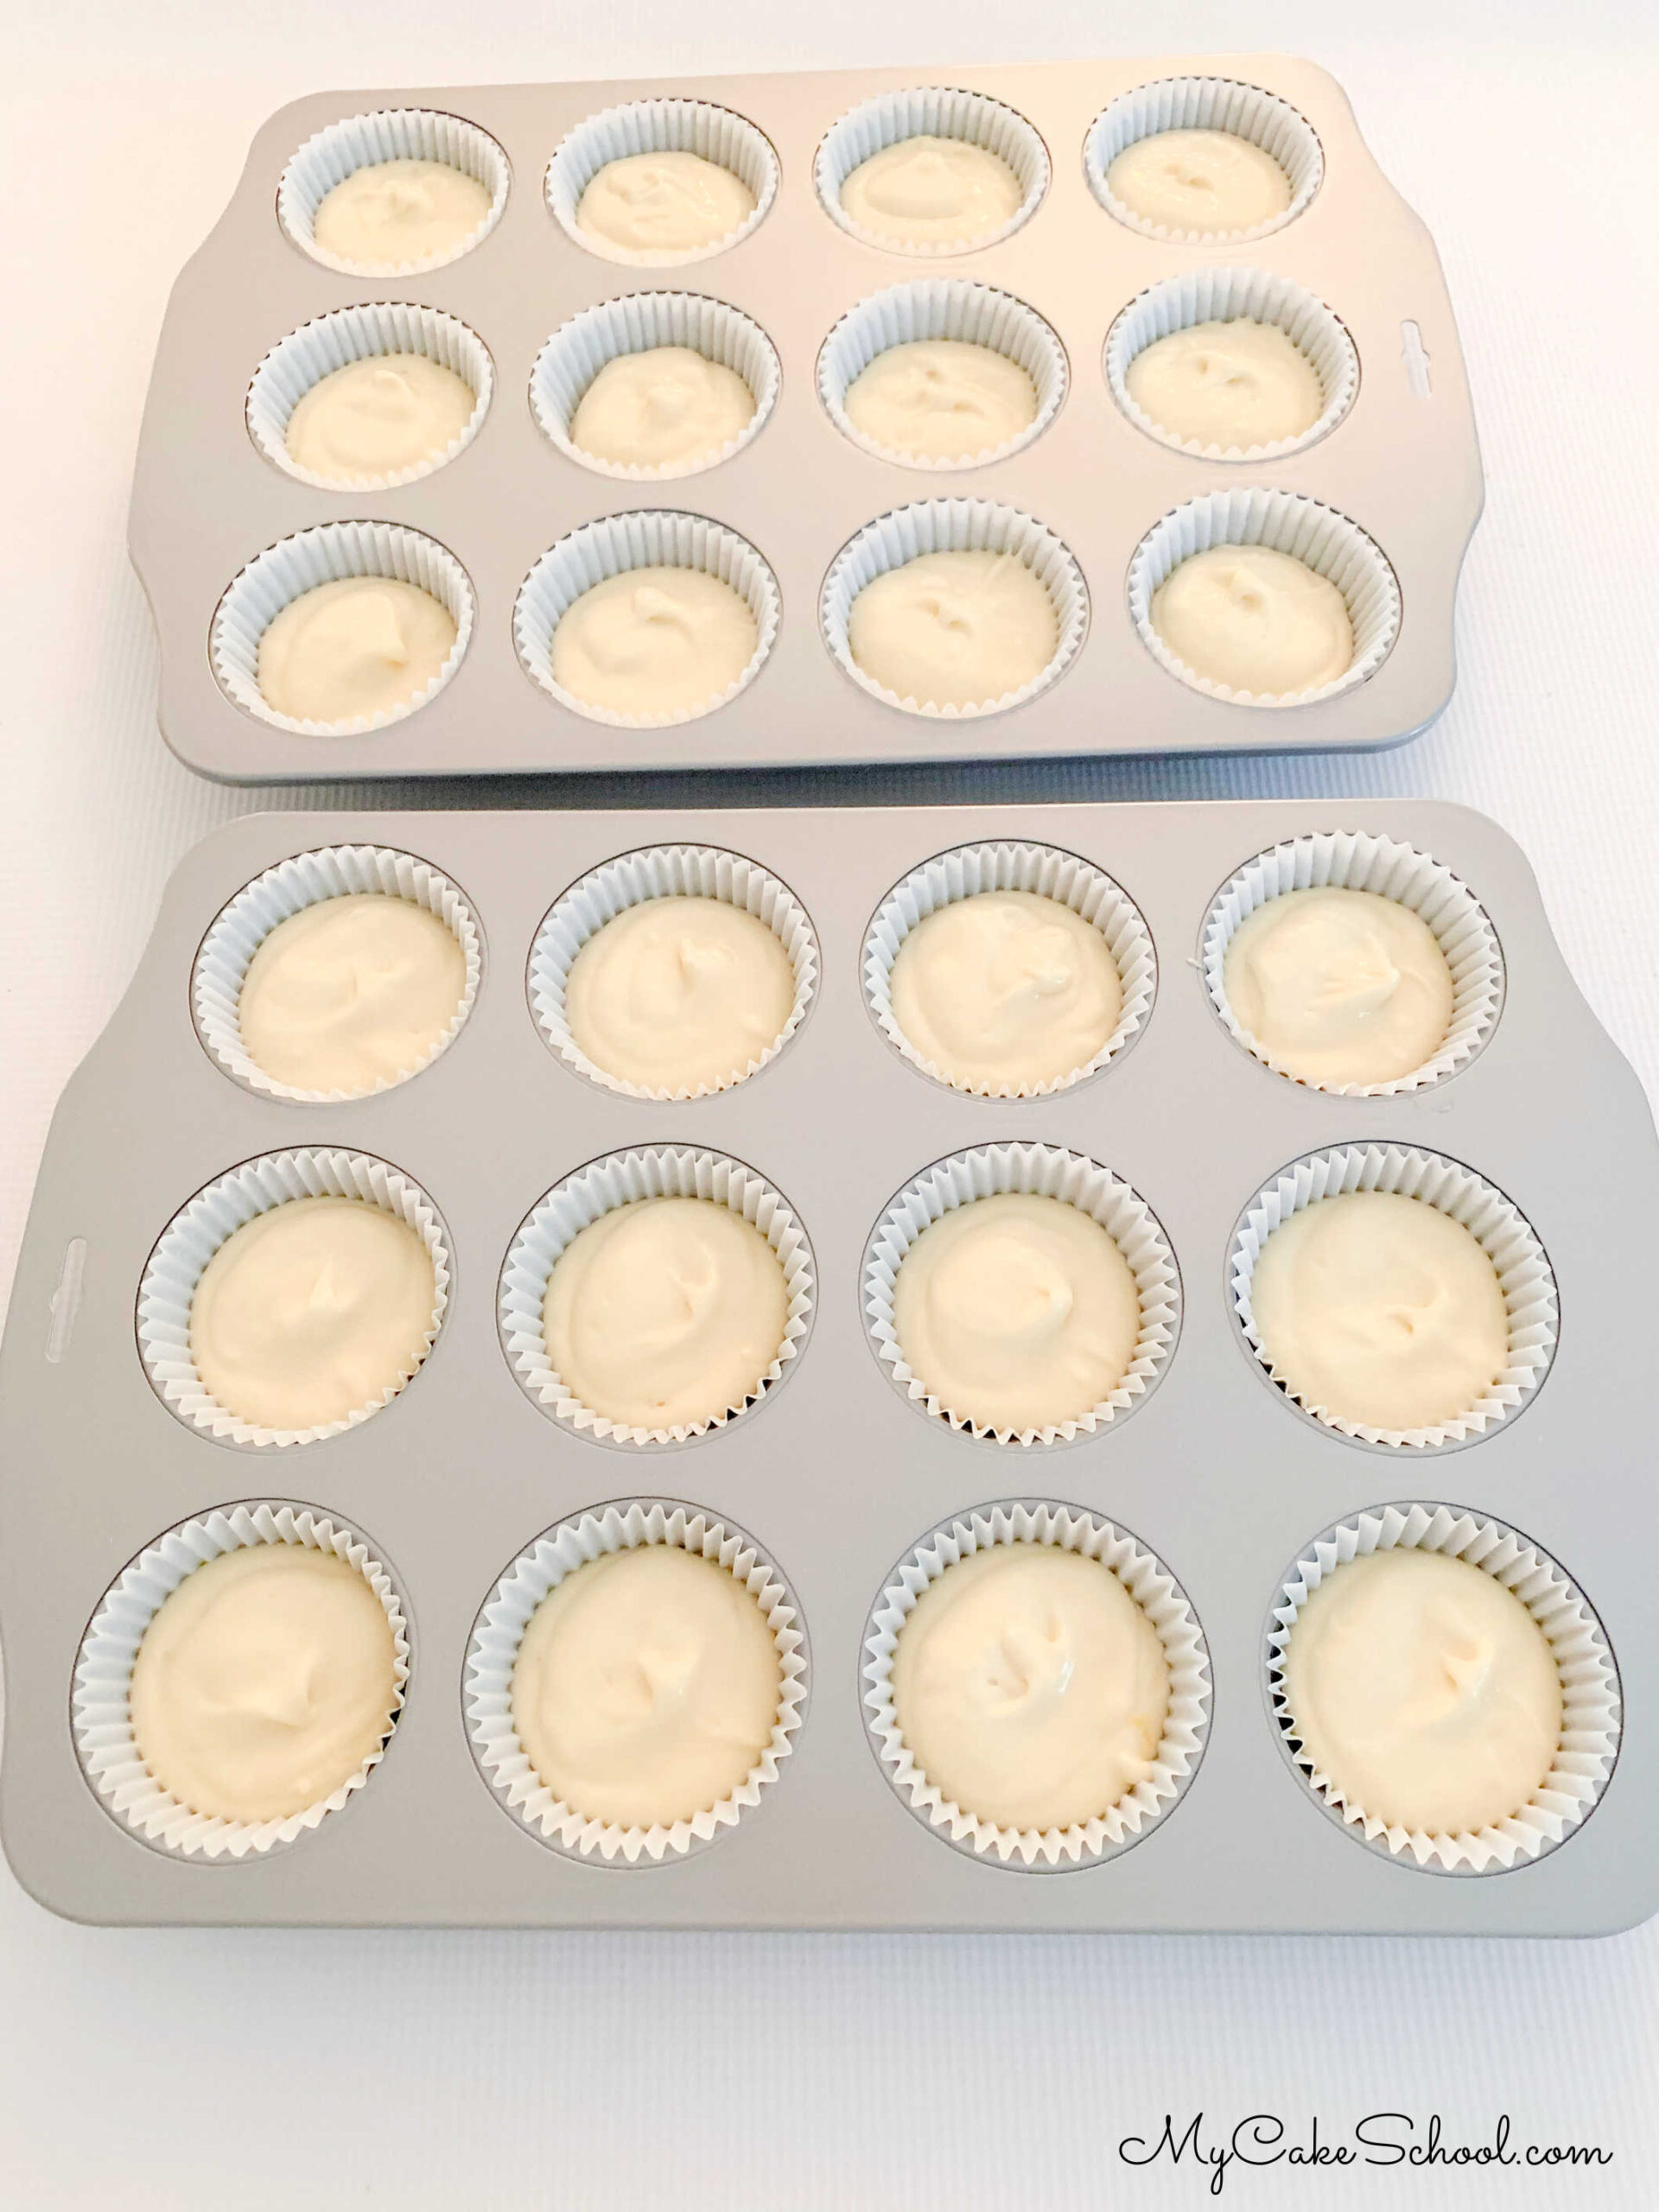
[3,2,1656,2202]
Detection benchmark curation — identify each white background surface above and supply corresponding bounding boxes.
[3,2,1656,2202]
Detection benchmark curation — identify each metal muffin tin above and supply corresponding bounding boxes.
[0,798,1651,1932]
[129,54,1483,785]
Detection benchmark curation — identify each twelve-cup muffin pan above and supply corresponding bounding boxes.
[0,798,1652,1931]
[128,54,1483,785]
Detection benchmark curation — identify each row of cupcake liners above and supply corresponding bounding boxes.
[130,1134,1554,1461]
[65,1489,1617,1880]
[190,831,1503,1109]
[167,823,1527,1458]
[272,79,1327,284]
[21,798,1614,1931]
[245,267,1359,505]
[143,60,1479,775]
[206,490,1402,739]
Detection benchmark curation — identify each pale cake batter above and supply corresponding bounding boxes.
[848,550,1058,709]
[284,354,476,482]
[1284,1548,1562,1834]
[1224,886,1453,1088]
[564,895,795,1092]
[512,1545,781,1828]
[551,567,758,717]
[888,890,1122,1093]
[257,576,457,726]
[569,346,755,470]
[1126,319,1323,449]
[543,1196,788,1429]
[893,1543,1169,1831]
[843,339,1038,462]
[312,158,491,268]
[1149,544,1353,697]
[237,893,467,1095]
[1106,129,1291,235]
[576,150,756,259]
[130,1544,398,1824]
[189,1195,436,1430]
[893,1192,1141,1433]
[1249,1190,1509,1432]
[839,135,1024,248]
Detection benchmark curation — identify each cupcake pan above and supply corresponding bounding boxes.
[3,797,1652,1933]
[130,55,1481,781]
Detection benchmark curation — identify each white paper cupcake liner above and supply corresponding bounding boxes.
[1230,1144,1558,1451]
[863,1144,1179,1446]
[545,99,779,265]
[1268,1503,1619,1873]
[246,303,493,492]
[499,1148,815,1446]
[137,1149,451,1449]
[818,280,1067,472]
[528,845,817,1100]
[465,1499,807,1864]
[1104,267,1357,462]
[815,87,1050,257]
[863,1500,1210,1868]
[822,499,1087,720]
[277,108,510,276]
[210,521,474,736]
[72,1502,410,1860]
[530,293,780,482]
[1202,831,1503,1096]
[191,844,482,1103]
[862,842,1155,1097]
[1084,77,1323,245]
[513,512,779,729]
[1127,489,1399,708]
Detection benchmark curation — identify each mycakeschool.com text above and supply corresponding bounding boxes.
[1117,2112,1613,2193]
